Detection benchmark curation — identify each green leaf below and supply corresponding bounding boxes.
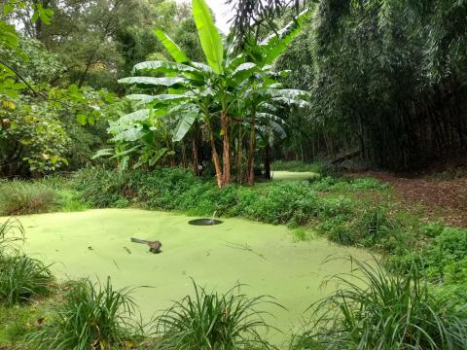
[132,60,197,74]
[155,30,190,63]
[260,9,312,64]
[231,62,258,84]
[77,114,87,125]
[4,3,14,15]
[116,109,150,125]
[0,22,20,47]
[126,94,193,104]
[173,110,199,142]
[92,148,114,160]
[149,148,169,166]
[269,121,287,139]
[192,0,224,74]
[118,77,186,87]
[112,126,145,142]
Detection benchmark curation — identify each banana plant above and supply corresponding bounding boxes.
[115,0,311,186]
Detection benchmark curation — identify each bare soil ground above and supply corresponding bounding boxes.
[354,171,467,227]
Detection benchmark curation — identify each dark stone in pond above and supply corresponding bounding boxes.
[189,218,223,226]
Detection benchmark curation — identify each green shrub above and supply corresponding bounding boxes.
[0,181,58,216]
[71,166,130,207]
[0,254,53,305]
[308,176,389,191]
[71,167,399,250]
[318,205,404,251]
[28,277,140,350]
[294,260,467,349]
[155,280,275,350]
[423,226,467,285]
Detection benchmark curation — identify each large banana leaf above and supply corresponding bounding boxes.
[126,94,193,104]
[263,88,311,99]
[231,62,258,84]
[172,110,199,142]
[132,60,197,74]
[118,77,186,87]
[269,120,287,139]
[155,30,190,63]
[111,126,145,142]
[271,97,311,108]
[260,9,312,64]
[115,109,150,125]
[192,0,223,74]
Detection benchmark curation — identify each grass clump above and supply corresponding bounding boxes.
[28,277,140,350]
[0,181,58,216]
[0,218,53,306]
[0,254,53,305]
[155,280,276,350]
[292,259,467,349]
[0,218,24,252]
[307,176,389,191]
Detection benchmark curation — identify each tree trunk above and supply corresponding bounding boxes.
[247,112,256,186]
[192,135,199,176]
[221,111,231,185]
[263,143,271,180]
[181,140,187,168]
[236,125,244,183]
[206,122,224,188]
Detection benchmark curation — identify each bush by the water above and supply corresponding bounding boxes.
[0,181,58,216]
[0,254,53,305]
[72,167,403,251]
[28,277,140,350]
[0,219,53,305]
[155,280,275,349]
[291,260,467,349]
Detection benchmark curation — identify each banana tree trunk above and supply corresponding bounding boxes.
[206,121,224,188]
[264,143,271,180]
[192,135,199,176]
[221,111,231,185]
[236,125,244,183]
[247,112,256,186]
[181,140,187,168]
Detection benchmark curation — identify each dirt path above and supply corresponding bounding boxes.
[359,172,466,227]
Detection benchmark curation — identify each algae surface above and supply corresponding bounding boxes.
[271,171,319,181]
[13,209,371,342]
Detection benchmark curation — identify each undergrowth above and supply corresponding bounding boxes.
[0,181,59,216]
[71,167,399,251]
[0,218,54,306]
[28,277,142,350]
[291,259,467,349]
[155,280,277,349]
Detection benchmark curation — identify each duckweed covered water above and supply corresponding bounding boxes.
[13,209,372,343]
[271,171,319,181]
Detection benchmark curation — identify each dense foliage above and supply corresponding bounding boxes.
[275,0,467,170]
[292,260,467,350]
[2,0,467,348]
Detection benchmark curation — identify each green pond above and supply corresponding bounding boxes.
[271,171,319,181]
[11,209,372,343]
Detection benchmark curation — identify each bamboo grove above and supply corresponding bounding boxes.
[275,0,467,170]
